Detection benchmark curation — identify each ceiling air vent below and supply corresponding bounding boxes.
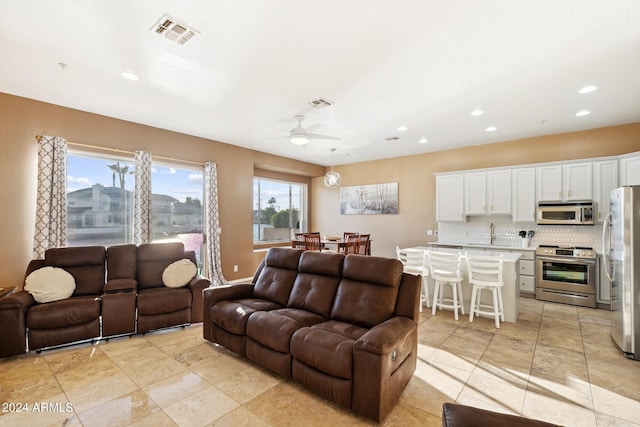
[309,98,333,109]
[152,15,199,46]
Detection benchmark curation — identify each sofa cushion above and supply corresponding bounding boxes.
[330,255,403,328]
[253,248,302,306]
[211,299,274,335]
[291,320,368,379]
[137,242,185,290]
[137,287,191,315]
[247,308,326,353]
[107,244,137,280]
[27,296,101,329]
[24,267,76,303]
[44,246,106,296]
[162,259,197,288]
[287,251,343,318]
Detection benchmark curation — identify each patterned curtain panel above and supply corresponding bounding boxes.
[203,162,227,286]
[133,150,153,245]
[33,135,68,258]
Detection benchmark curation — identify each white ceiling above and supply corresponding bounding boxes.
[1,0,639,166]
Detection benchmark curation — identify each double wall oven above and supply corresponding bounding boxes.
[535,245,597,308]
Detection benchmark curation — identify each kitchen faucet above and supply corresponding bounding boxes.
[490,223,495,245]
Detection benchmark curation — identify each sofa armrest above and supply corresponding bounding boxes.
[355,316,416,355]
[352,316,418,421]
[188,275,211,323]
[0,291,34,358]
[203,282,254,303]
[104,278,137,293]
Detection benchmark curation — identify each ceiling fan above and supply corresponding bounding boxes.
[271,115,341,145]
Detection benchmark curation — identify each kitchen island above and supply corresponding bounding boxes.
[410,246,522,323]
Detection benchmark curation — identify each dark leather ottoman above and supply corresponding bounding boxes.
[442,403,561,427]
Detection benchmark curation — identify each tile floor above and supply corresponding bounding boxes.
[1,298,640,426]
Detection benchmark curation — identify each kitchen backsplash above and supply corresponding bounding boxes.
[438,216,603,251]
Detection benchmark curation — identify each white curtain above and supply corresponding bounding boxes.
[203,162,227,286]
[33,135,68,258]
[133,150,153,245]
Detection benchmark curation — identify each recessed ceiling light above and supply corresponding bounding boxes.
[471,109,484,116]
[121,71,139,81]
[397,126,408,132]
[418,138,428,144]
[575,110,591,117]
[578,85,598,94]
[485,126,497,132]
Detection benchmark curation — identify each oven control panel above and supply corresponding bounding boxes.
[535,246,595,259]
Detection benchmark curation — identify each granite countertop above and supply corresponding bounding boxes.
[428,242,536,252]
[410,245,523,261]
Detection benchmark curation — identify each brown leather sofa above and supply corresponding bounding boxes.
[203,247,421,422]
[0,242,210,358]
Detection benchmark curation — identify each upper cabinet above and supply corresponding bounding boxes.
[436,174,465,222]
[464,170,511,216]
[620,153,640,186]
[512,168,536,222]
[593,160,618,223]
[536,162,592,202]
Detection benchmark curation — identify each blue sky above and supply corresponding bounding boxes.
[67,155,203,202]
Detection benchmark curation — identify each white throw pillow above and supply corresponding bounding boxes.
[162,259,197,288]
[24,266,76,303]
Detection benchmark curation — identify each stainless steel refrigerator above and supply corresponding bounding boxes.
[602,186,640,360]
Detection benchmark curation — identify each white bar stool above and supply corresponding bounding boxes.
[466,253,505,328]
[428,251,464,320]
[396,247,430,311]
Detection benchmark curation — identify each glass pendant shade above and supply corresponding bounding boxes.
[323,148,341,188]
[324,170,341,188]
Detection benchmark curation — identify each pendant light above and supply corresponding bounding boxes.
[323,148,341,188]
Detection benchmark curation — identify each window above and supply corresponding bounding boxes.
[67,153,135,246]
[253,178,307,243]
[66,153,204,266]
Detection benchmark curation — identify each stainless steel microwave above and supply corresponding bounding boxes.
[536,201,595,225]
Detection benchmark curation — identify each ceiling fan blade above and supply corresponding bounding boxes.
[308,133,341,141]
[264,136,290,141]
[305,124,322,132]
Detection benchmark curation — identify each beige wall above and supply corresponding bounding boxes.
[1,91,639,286]
[312,124,640,258]
[0,92,324,286]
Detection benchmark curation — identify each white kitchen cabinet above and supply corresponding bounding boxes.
[464,170,511,215]
[518,251,536,295]
[436,174,465,222]
[619,153,640,185]
[464,172,487,215]
[536,162,592,202]
[593,160,618,222]
[512,168,536,222]
[487,170,512,214]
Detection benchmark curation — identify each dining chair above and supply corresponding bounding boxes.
[343,231,359,240]
[396,247,430,311]
[303,233,323,251]
[344,234,360,254]
[466,253,505,328]
[292,232,306,249]
[428,250,464,320]
[357,234,370,255]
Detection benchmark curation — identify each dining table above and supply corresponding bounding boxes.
[291,237,372,255]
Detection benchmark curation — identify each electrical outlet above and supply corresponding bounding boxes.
[427,229,433,236]
[233,265,238,272]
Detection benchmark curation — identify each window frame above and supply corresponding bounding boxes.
[253,176,308,246]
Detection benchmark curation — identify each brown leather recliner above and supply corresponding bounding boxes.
[0,246,107,354]
[135,242,209,333]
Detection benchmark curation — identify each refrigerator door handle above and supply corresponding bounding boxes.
[601,211,614,283]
